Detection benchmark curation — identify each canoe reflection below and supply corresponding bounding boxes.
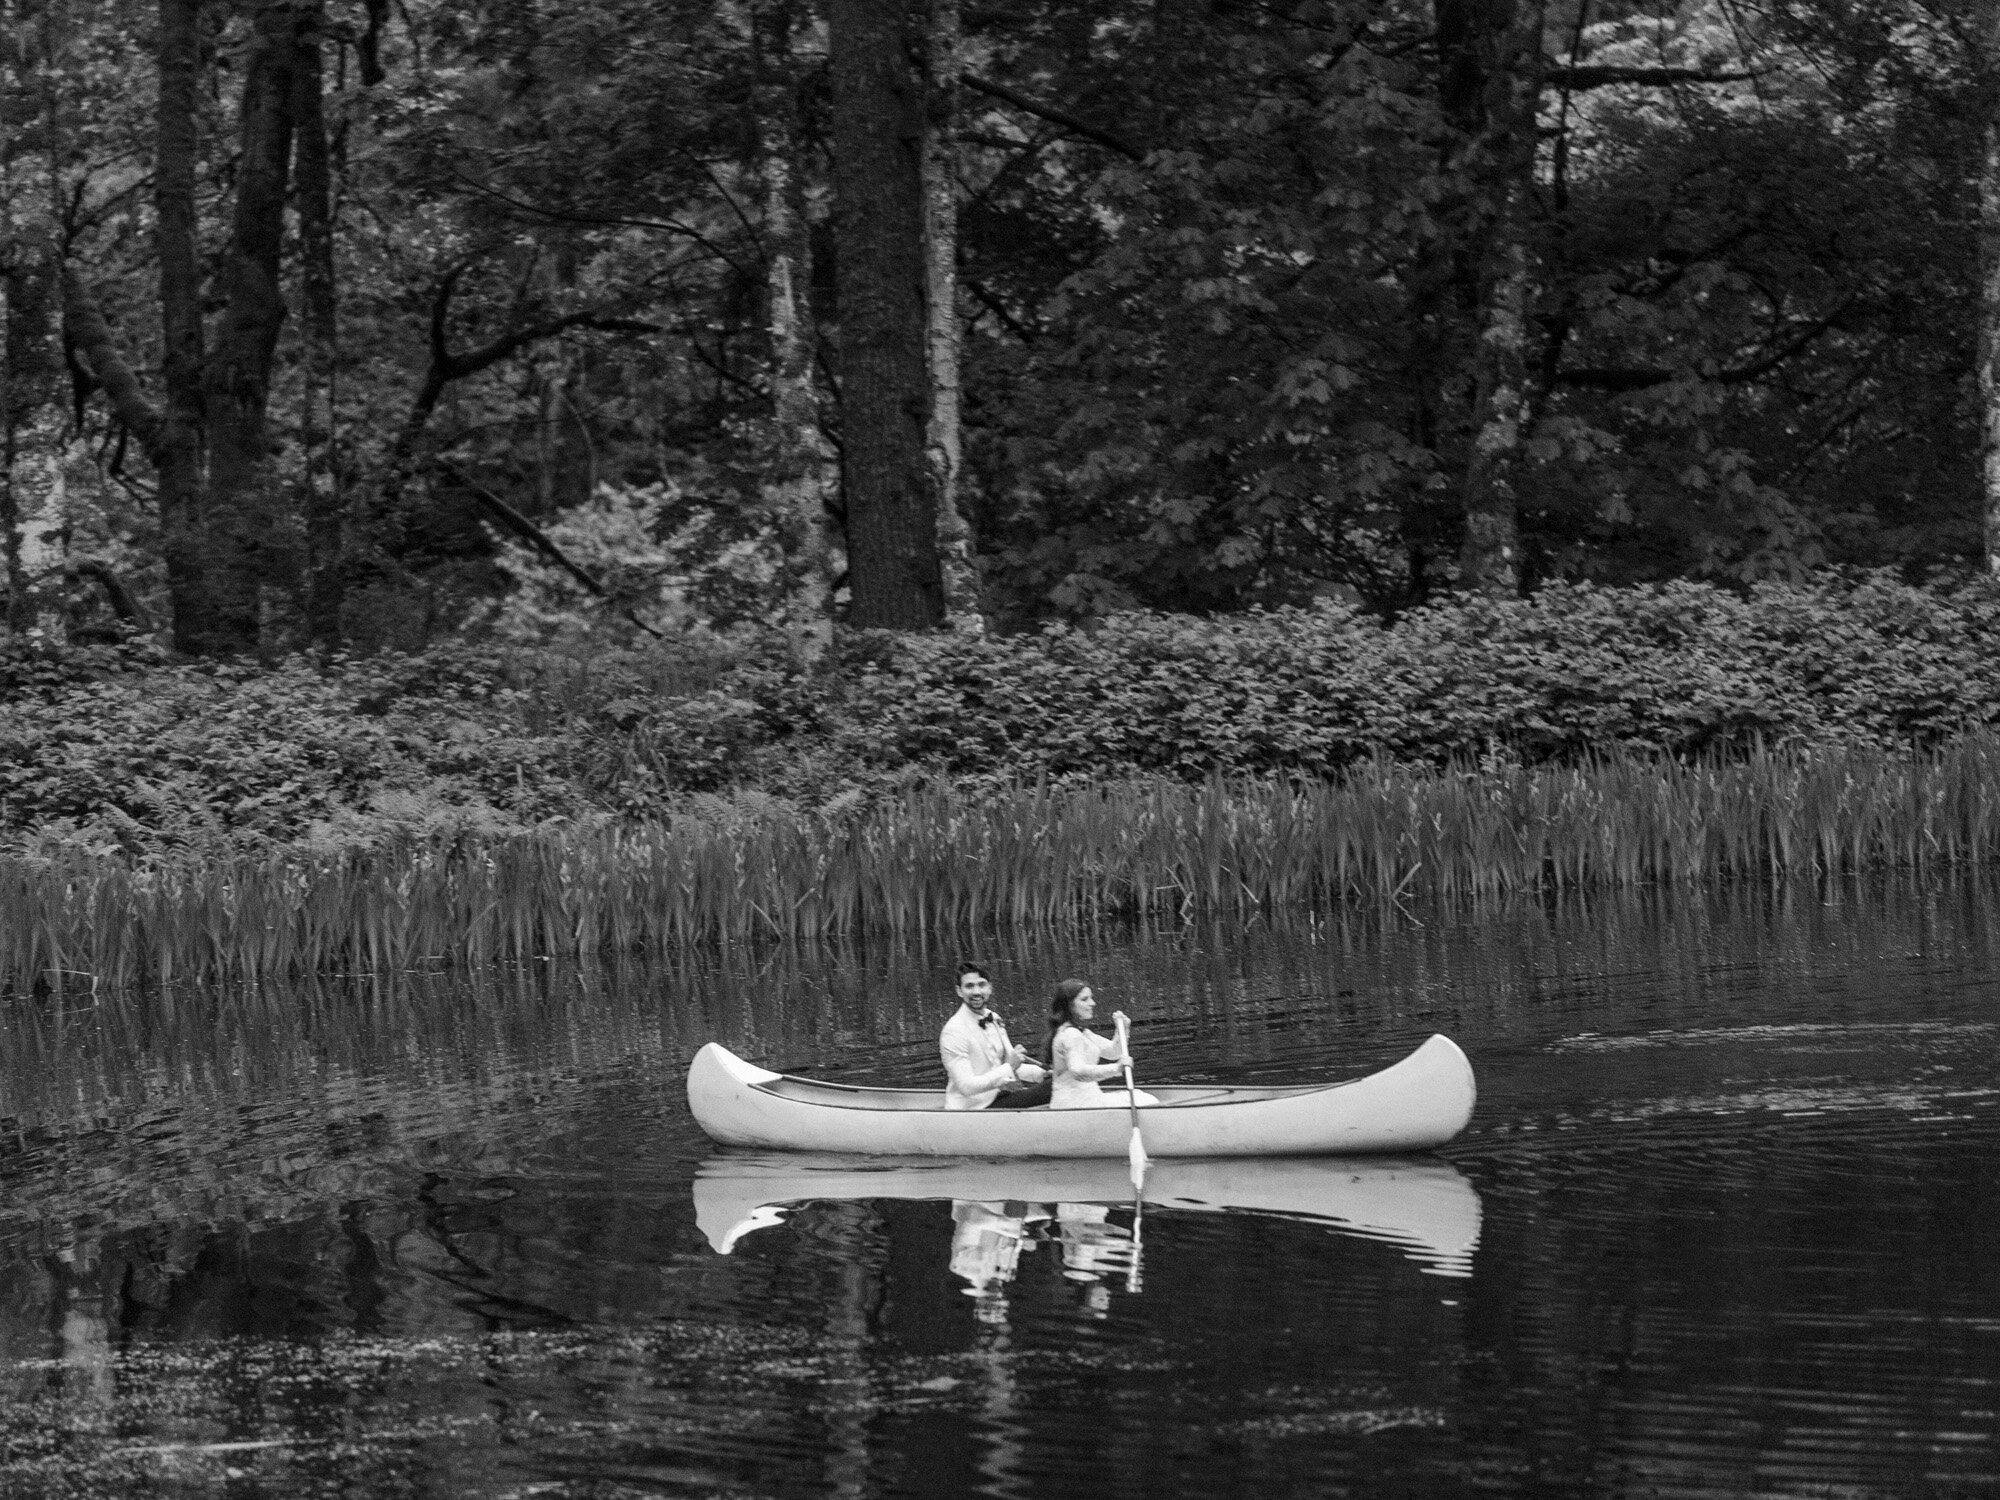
[694,1155,1481,1291]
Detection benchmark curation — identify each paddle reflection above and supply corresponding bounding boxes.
[695,1154,1481,1307]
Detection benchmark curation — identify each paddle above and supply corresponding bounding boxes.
[1115,1010,1148,1187]
[1115,1009,1147,1293]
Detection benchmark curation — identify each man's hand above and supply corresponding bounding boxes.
[1014,1060,1048,1085]
[1006,1042,1031,1066]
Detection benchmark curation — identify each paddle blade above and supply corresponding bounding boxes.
[1127,1127,1148,1189]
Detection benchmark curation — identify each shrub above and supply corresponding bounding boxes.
[8,573,2000,859]
[0,653,587,856]
[819,574,2000,782]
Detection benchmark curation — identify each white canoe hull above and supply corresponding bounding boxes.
[685,1034,1476,1157]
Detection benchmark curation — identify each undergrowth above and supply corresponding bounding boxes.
[6,573,2000,863]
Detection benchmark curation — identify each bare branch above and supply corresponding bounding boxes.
[1544,64,1764,91]
[446,312,661,383]
[966,277,1034,340]
[446,168,751,274]
[961,73,1145,160]
[1557,297,1858,392]
[395,262,658,461]
[65,558,155,631]
[443,461,666,638]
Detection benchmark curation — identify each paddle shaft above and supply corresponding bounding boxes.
[1116,1013,1147,1188]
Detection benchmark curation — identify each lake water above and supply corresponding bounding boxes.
[1,875,1996,1498]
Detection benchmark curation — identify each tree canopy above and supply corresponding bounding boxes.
[2,0,1995,654]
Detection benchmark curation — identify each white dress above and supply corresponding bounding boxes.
[1049,1025,1160,1110]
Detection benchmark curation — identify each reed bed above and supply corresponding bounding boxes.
[10,735,2000,993]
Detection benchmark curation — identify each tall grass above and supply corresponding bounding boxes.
[11,735,2000,993]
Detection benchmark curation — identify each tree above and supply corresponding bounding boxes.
[21,0,2000,654]
[1441,0,1548,597]
[954,0,1986,616]
[59,0,313,655]
[1975,3,2000,573]
[292,0,340,645]
[754,0,835,656]
[830,0,946,629]
[923,0,981,628]
[202,0,313,651]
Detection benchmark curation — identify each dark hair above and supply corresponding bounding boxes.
[955,963,990,985]
[1041,979,1091,1065]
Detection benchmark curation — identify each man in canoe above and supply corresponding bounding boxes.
[940,963,1051,1109]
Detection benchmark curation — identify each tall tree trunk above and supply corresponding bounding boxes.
[1460,177,1534,597]
[203,0,300,652]
[755,0,833,658]
[830,0,944,630]
[293,1,342,647]
[1,262,18,633]
[1437,0,1546,598]
[1,11,14,634]
[0,0,13,630]
[155,0,213,653]
[1,246,61,634]
[1980,13,2000,575]
[923,0,980,629]
[7,0,76,636]
[0,165,22,633]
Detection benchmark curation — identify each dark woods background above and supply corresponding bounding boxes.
[5,0,1999,657]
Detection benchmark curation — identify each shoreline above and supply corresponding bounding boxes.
[9,738,2000,993]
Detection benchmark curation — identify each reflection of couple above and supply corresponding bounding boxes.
[949,1198,1136,1315]
[939,964,1160,1112]
[949,1200,1047,1298]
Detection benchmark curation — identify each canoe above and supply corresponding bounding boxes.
[685,1033,1476,1157]
[694,1153,1482,1277]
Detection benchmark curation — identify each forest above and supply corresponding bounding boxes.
[17,0,2000,943]
[4,0,2000,657]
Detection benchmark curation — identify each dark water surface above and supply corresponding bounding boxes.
[2,876,1996,1498]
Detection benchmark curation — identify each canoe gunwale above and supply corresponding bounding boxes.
[749,1075,1335,1113]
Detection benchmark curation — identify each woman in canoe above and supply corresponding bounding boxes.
[1043,979,1160,1110]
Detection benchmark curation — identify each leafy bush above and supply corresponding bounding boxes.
[0,652,588,856]
[0,628,813,855]
[8,573,2000,858]
[0,635,168,700]
[821,574,2000,782]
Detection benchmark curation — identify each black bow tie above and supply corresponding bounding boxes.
[977,1013,998,1028]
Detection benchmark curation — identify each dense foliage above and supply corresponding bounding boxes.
[835,574,2000,778]
[7,574,1999,858]
[5,0,1998,652]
